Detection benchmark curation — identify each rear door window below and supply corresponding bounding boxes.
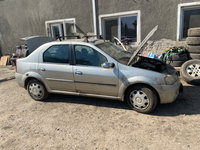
[43,45,70,63]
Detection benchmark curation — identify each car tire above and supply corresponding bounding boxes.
[190,53,200,60]
[186,37,200,45]
[188,28,200,37]
[126,85,158,114]
[168,54,188,61]
[187,45,200,53]
[27,79,48,101]
[166,60,185,67]
[180,59,200,85]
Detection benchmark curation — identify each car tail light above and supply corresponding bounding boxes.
[15,59,17,72]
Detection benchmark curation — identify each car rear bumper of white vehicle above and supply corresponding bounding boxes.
[156,81,182,104]
[15,73,24,88]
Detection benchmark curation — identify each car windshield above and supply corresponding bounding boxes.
[96,42,132,64]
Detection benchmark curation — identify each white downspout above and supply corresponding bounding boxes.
[92,0,97,37]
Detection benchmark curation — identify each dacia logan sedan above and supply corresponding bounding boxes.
[15,39,181,113]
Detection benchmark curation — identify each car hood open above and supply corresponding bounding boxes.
[127,25,158,66]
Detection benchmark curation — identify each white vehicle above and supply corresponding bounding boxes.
[15,27,182,113]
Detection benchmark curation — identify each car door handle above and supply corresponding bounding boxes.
[75,71,83,75]
[40,68,46,72]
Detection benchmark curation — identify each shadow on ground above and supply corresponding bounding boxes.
[152,85,200,116]
[45,94,131,110]
[44,85,200,116]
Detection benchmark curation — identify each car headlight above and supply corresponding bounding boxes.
[164,75,177,85]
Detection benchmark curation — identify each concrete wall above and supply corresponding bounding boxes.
[98,0,199,41]
[0,0,93,55]
[0,0,199,55]
[0,32,3,57]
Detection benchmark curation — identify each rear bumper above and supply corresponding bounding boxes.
[156,81,182,104]
[15,73,24,88]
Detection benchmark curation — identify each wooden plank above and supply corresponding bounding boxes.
[0,56,9,66]
[2,56,8,66]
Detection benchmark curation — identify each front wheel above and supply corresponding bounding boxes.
[126,85,158,113]
[27,79,48,101]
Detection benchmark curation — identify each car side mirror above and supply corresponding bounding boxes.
[102,62,115,69]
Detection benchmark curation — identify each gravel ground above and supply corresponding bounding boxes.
[0,66,15,81]
[0,67,200,150]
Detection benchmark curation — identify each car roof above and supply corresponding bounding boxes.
[26,38,108,62]
[44,39,106,46]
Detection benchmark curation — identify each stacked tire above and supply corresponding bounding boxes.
[180,28,200,85]
[186,28,200,59]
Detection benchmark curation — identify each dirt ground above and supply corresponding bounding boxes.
[0,66,200,150]
[0,66,15,81]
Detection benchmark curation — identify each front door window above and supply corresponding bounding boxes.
[74,45,107,67]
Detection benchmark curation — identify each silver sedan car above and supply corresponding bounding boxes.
[15,39,182,113]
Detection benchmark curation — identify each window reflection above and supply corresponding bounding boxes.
[183,8,200,38]
[121,16,137,42]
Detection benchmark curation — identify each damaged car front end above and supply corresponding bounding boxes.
[130,56,182,104]
[95,26,182,113]
[96,42,182,104]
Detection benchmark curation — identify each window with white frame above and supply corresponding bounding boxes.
[99,11,141,44]
[177,2,200,40]
[45,18,76,40]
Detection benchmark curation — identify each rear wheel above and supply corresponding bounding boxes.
[126,85,158,113]
[27,79,48,101]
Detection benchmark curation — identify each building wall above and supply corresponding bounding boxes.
[0,0,199,55]
[0,0,93,55]
[98,0,199,41]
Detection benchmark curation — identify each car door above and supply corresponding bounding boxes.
[38,44,75,92]
[73,45,119,97]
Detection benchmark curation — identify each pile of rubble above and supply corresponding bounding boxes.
[142,39,187,56]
